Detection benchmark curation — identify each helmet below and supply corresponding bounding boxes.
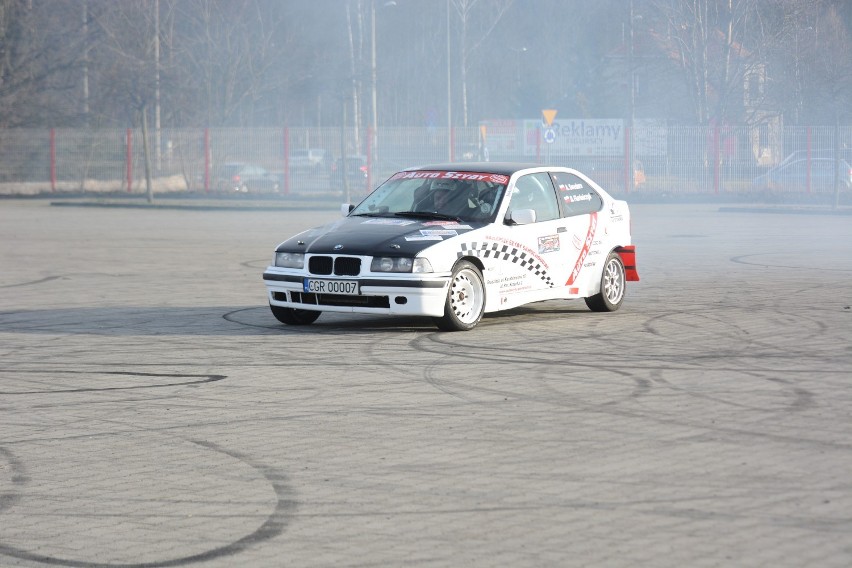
[430,179,454,191]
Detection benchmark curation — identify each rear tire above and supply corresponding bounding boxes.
[270,304,321,325]
[434,261,485,331]
[585,252,626,312]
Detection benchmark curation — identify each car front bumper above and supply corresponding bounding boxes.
[263,269,450,317]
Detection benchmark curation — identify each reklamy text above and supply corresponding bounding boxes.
[557,121,623,141]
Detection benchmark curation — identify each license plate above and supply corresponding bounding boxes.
[303,278,359,295]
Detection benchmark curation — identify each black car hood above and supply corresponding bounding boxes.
[276,215,487,256]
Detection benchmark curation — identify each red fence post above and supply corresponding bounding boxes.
[49,129,56,192]
[624,126,631,194]
[203,128,210,193]
[126,128,133,192]
[283,127,290,196]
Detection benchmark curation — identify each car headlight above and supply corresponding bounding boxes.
[275,252,304,269]
[370,257,433,273]
[412,258,433,273]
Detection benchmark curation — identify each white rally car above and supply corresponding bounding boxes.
[263,163,638,331]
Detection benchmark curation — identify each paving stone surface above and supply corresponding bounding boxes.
[1,201,851,567]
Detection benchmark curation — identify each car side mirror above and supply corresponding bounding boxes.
[506,208,536,225]
[341,203,354,216]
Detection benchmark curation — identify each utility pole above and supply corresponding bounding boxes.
[155,0,161,173]
[628,0,636,191]
[371,0,378,165]
[447,0,452,161]
[82,0,89,125]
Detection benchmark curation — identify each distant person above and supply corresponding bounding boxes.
[431,179,478,216]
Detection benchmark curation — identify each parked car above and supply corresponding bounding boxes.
[216,163,281,193]
[752,158,852,192]
[290,148,328,172]
[263,162,639,331]
[331,155,369,188]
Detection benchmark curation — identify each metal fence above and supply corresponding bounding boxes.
[1,125,850,198]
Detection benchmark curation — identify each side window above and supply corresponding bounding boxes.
[508,173,560,222]
[551,172,604,217]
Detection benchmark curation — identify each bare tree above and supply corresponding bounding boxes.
[0,0,85,128]
[648,0,770,125]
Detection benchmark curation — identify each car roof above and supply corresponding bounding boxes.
[407,162,544,176]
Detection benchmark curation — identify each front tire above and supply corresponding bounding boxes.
[434,261,485,331]
[270,304,321,325]
[585,252,626,312]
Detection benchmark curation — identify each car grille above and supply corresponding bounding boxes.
[308,255,361,276]
[287,291,390,309]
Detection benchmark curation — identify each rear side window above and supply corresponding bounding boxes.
[550,172,603,217]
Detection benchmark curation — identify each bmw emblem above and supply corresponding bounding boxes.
[333,244,344,250]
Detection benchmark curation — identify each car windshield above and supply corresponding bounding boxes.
[350,170,509,223]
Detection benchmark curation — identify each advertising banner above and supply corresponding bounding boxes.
[480,118,667,158]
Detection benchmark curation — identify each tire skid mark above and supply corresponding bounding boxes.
[639,306,834,357]
[224,306,434,335]
[0,446,28,514]
[0,370,225,395]
[0,275,66,288]
[0,440,296,568]
[410,328,844,376]
[649,368,818,413]
[222,307,284,331]
[0,273,136,289]
[408,332,653,407]
[422,361,479,403]
[537,367,650,408]
[401,318,839,448]
[731,253,852,272]
[240,259,270,269]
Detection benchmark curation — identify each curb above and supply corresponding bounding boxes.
[49,200,342,212]
[719,206,852,216]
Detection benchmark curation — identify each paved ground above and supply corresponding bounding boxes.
[1,200,851,567]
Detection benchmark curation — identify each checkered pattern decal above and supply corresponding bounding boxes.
[459,242,554,287]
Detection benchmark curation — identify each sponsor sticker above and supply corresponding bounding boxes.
[405,235,443,241]
[422,221,473,229]
[566,211,598,286]
[420,229,458,237]
[564,192,592,203]
[390,170,509,185]
[538,234,560,254]
[362,218,417,226]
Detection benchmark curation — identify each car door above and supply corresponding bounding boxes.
[495,172,568,304]
[550,170,607,295]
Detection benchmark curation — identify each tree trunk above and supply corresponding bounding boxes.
[834,112,841,209]
[142,105,154,204]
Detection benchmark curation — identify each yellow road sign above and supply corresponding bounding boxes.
[541,109,558,127]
